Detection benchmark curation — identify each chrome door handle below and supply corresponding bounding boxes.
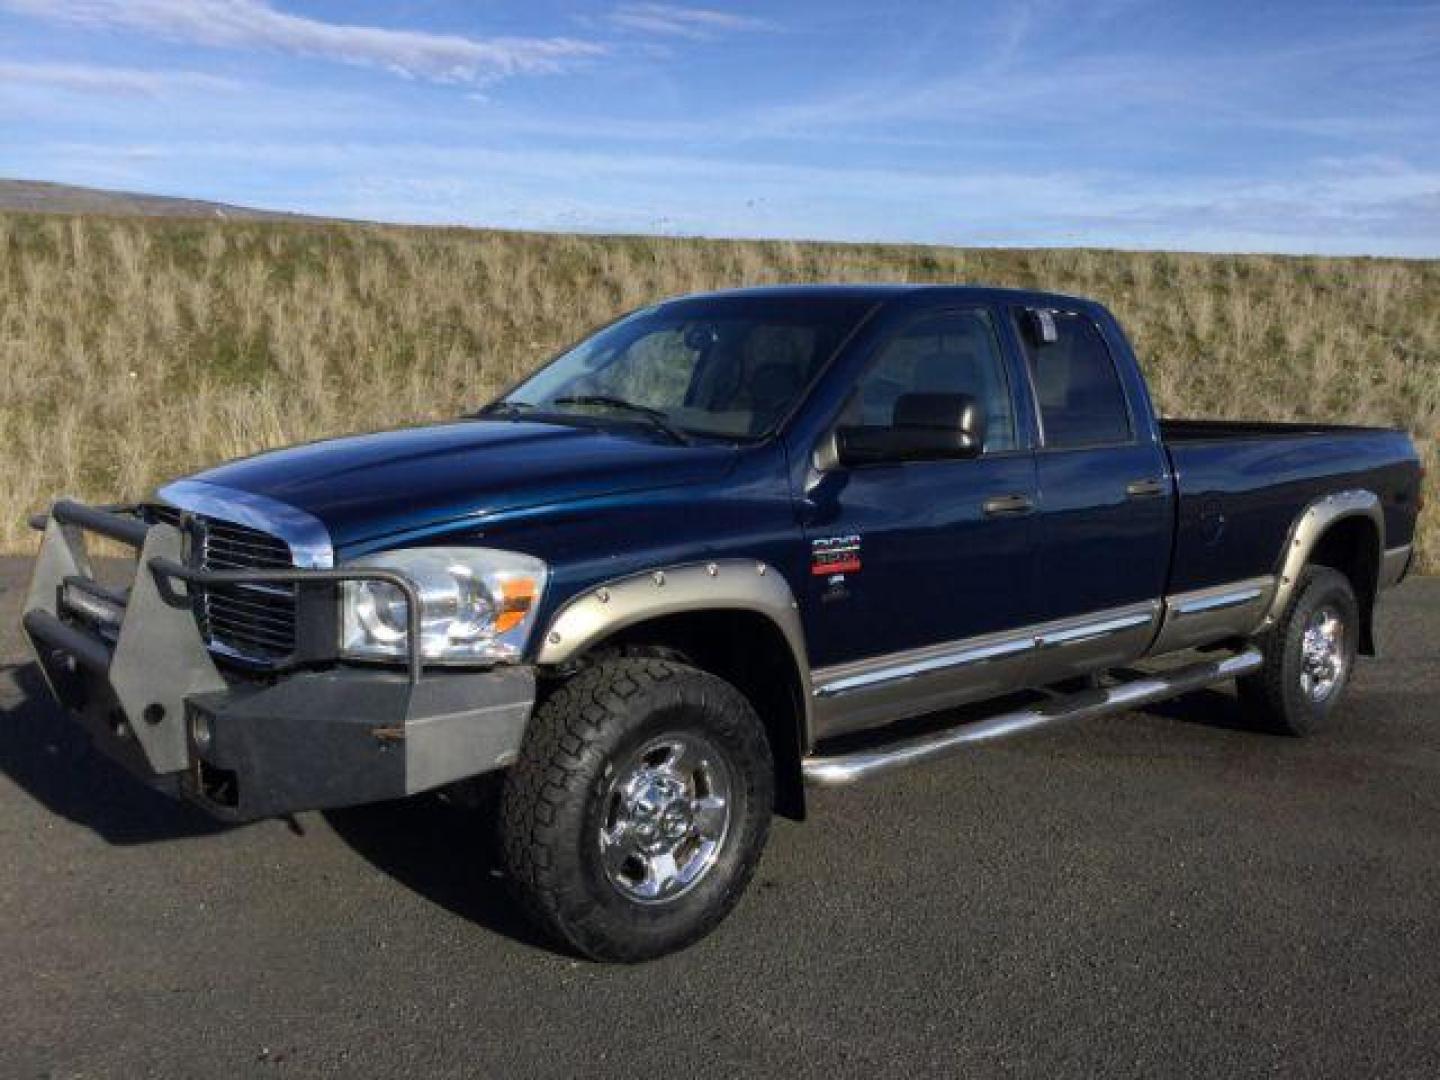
[1126,478,1165,499]
[983,493,1035,517]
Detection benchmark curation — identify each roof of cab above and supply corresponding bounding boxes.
[669,282,1101,311]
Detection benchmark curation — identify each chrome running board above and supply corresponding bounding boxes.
[802,647,1263,787]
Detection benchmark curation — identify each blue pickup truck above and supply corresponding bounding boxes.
[24,285,1422,960]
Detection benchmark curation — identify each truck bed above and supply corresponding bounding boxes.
[1159,418,1419,595]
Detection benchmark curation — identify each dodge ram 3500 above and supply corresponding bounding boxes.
[23,286,1423,960]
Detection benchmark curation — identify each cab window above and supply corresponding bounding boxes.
[841,308,1018,453]
[1017,310,1133,449]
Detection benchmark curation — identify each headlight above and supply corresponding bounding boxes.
[340,547,547,664]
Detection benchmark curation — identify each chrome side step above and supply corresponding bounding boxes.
[802,647,1263,787]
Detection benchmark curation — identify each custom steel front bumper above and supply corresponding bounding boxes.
[21,500,534,821]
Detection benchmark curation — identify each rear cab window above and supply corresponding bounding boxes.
[1015,309,1133,449]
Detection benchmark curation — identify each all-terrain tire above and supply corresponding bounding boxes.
[499,658,773,961]
[1238,566,1359,735]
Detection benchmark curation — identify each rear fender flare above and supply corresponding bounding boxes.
[1259,489,1384,637]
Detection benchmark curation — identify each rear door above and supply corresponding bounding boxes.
[1013,306,1172,678]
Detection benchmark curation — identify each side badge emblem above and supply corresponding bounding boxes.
[811,534,862,576]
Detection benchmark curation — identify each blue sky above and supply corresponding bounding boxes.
[1,0,1436,255]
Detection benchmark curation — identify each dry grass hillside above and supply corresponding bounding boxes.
[0,178,299,222]
[1,212,1434,569]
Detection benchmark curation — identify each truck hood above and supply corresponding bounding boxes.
[183,419,737,550]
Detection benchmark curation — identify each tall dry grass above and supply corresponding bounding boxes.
[2,212,1435,569]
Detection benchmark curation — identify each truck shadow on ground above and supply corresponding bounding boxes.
[0,651,1264,954]
[0,661,227,844]
[0,658,558,950]
[247,681,1272,958]
[1131,683,1260,732]
[323,788,558,953]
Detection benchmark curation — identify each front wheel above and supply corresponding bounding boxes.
[1239,566,1359,735]
[500,658,773,961]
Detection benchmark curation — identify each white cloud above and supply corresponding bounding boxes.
[0,0,605,85]
[604,4,773,40]
[0,59,240,95]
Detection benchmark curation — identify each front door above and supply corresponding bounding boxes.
[796,305,1039,736]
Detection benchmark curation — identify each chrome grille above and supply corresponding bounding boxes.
[147,505,298,663]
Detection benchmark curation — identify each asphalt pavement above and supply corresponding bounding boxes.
[2,556,1438,1078]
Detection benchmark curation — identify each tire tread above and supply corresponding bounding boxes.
[1239,565,1357,735]
[500,658,771,961]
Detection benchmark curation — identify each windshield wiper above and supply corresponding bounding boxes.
[551,395,694,445]
[474,399,537,419]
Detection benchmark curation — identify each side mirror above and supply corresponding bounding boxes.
[835,392,985,467]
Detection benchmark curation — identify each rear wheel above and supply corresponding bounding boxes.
[1239,566,1359,735]
[500,657,773,961]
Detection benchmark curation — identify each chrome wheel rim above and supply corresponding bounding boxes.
[1300,605,1345,701]
[598,734,733,905]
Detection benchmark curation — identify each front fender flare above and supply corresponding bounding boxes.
[535,559,815,747]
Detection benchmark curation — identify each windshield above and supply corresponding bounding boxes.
[492,295,874,440]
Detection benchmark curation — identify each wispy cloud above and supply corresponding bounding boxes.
[604,3,773,39]
[35,136,1438,255]
[740,9,1440,149]
[0,0,605,85]
[2,0,1434,256]
[0,59,239,96]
